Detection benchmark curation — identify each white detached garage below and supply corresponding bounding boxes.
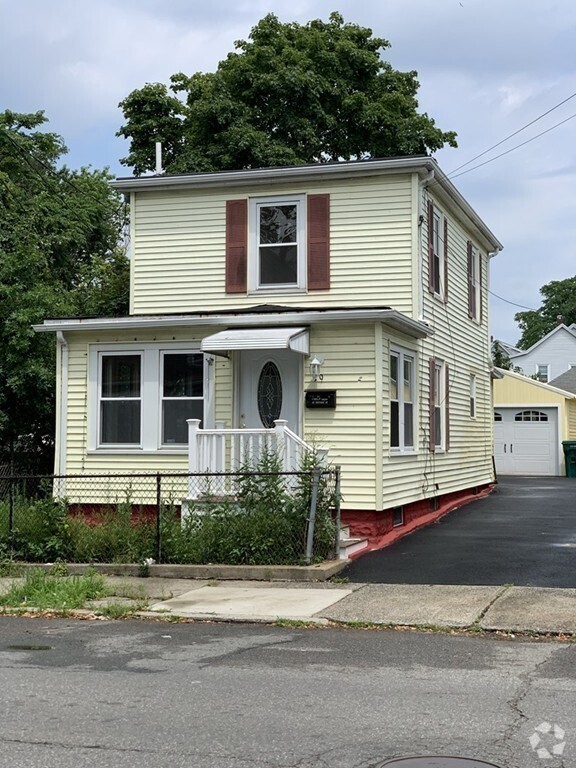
[493,368,576,476]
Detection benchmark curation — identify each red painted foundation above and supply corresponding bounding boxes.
[341,483,494,557]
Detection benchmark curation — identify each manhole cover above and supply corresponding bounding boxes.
[379,759,502,767]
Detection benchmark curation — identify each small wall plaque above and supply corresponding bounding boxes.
[305,390,337,409]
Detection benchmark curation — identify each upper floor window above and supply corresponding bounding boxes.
[251,197,305,291]
[467,242,481,322]
[536,364,549,382]
[427,200,447,301]
[225,195,330,294]
[390,348,415,452]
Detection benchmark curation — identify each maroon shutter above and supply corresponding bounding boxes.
[467,240,474,318]
[429,357,436,453]
[225,199,247,293]
[443,217,448,303]
[427,200,435,294]
[478,254,483,324]
[445,364,450,451]
[307,194,330,290]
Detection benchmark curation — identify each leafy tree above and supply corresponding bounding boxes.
[118,12,457,175]
[491,340,512,369]
[514,276,576,350]
[0,110,128,471]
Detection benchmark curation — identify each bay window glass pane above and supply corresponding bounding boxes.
[390,401,399,447]
[390,355,398,400]
[403,359,412,402]
[163,354,203,397]
[101,401,140,444]
[259,245,297,284]
[162,399,203,444]
[102,355,140,397]
[404,403,414,447]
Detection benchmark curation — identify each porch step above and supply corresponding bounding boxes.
[338,528,369,560]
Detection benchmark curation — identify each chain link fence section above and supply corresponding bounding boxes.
[0,468,341,566]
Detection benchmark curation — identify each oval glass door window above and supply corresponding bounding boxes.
[257,361,283,428]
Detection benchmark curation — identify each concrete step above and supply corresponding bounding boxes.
[338,536,369,560]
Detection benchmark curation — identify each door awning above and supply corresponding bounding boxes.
[201,327,309,356]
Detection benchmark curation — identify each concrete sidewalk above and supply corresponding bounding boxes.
[2,574,575,634]
[109,576,576,634]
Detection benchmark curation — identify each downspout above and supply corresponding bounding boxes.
[56,332,68,480]
[418,169,435,322]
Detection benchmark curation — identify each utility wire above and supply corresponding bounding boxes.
[448,90,576,174]
[448,110,576,180]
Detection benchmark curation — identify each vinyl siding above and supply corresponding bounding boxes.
[130,175,415,316]
[303,324,377,510]
[394,186,496,502]
[509,327,576,381]
[63,328,219,475]
[568,400,576,439]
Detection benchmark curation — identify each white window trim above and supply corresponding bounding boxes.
[88,342,210,453]
[431,206,445,300]
[97,350,144,450]
[433,359,446,452]
[248,194,306,294]
[159,350,205,448]
[470,374,476,418]
[469,245,480,322]
[390,345,417,454]
[536,363,549,382]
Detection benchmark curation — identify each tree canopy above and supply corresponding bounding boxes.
[514,276,576,350]
[117,12,457,175]
[0,110,129,471]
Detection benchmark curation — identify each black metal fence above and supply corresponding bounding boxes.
[0,468,341,566]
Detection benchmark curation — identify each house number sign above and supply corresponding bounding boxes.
[305,390,337,409]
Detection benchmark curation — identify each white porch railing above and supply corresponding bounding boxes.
[186,419,326,477]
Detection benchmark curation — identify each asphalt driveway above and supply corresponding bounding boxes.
[343,476,576,587]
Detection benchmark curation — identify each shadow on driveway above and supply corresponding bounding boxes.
[343,477,576,587]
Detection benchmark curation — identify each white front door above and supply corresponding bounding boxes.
[238,350,301,434]
[494,407,559,475]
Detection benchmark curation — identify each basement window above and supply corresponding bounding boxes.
[392,507,404,527]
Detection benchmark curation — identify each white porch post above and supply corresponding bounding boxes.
[187,419,201,473]
[274,419,289,471]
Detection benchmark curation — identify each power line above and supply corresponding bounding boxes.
[448,90,576,175]
[448,110,576,180]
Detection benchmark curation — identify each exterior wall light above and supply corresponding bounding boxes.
[310,355,324,382]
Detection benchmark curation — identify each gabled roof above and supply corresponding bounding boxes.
[508,323,576,359]
[548,367,576,395]
[494,367,576,399]
[111,156,503,253]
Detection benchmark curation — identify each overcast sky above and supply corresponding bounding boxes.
[3,0,576,344]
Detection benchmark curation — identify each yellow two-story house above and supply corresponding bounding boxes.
[36,157,502,550]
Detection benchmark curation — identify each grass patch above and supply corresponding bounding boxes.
[0,568,109,611]
[95,600,148,619]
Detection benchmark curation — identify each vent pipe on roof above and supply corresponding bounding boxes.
[155,142,163,175]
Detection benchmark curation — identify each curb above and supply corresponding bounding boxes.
[11,560,348,582]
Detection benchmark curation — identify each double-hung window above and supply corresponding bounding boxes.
[99,354,142,445]
[161,353,204,445]
[249,196,305,292]
[427,201,446,300]
[390,348,415,452]
[469,374,476,418]
[536,364,549,382]
[467,242,481,321]
[429,358,450,452]
[92,345,206,451]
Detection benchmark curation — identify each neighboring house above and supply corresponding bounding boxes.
[507,323,576,382]
[493,367,576,476]
[35,156,502,547]
[549,366,576,394]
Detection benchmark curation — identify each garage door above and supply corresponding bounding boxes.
[494,407,558,476]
